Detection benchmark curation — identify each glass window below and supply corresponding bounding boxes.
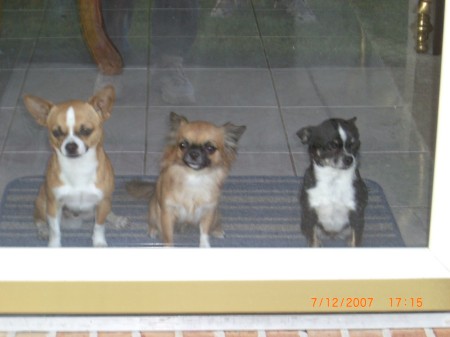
[0,0,448,314]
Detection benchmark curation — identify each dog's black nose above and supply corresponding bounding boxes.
[188,150,201,160]
[343,156,354,166]
[65,142,78,155]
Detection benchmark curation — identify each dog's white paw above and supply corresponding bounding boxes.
[93,238,108,247]
[36,221,49,240]
[107,212,129,229]
[148,226,158,238]
[92,224,108,247]
[199,234,211,248]
[114,215,128,228]
[211,229,225,239]
[93,235,108,247]
[48,236,61,248]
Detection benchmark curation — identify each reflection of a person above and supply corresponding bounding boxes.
[152,0,199,104]
[102,0,134,56]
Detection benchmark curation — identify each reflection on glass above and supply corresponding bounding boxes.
[0,0,440,248]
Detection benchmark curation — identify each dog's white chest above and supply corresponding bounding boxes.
[54,149,103,212]
[168,171,218,224]
[307,165,356,233]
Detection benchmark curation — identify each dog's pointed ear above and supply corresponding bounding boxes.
[169,111,189,131]
[89,85,115,121]
[23,94,54,126]
[348,117,357,124]
[296,127,312,144]
[223,123,246,152]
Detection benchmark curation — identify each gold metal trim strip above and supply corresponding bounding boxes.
[1,279,449,314]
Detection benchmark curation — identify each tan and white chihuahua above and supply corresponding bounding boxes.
[127,112,246,247]
[23,85,126,247]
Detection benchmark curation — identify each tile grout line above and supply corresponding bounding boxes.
[382,329,392,337]
[0,0,48,159]
[248,0,298,177]
[341,329,350,337]
[2,328,449,335]
[425,328,437,337]
[143,2,153,177]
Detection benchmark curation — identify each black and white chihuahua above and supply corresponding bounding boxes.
[297,118,368,247]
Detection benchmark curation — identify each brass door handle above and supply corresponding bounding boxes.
[416,0,434,53]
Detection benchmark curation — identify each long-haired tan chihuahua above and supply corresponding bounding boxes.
[127,112,246,247]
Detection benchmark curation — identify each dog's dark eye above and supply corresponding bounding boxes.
[329,140,341,150]
[349,138,360,150]
[52,127,65,139]
[204,143,217,155]
[78,126,93,137]
[179,140,189,150]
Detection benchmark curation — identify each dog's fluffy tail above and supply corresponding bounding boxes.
[125,180,155,199]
